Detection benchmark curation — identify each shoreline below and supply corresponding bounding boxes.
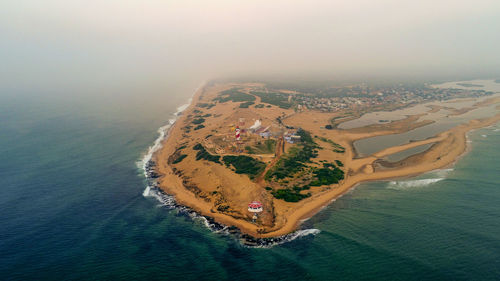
[140,83,321,246]
[145,81,500,240]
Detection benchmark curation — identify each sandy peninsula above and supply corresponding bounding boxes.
[153,82,500,238]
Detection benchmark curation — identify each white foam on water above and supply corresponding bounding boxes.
[433,168,454,177]
[138,83,202,199]
[142,186,151,197]
[481,134,487,138]
[288,228,321,240]
[387,178,445,190]
[137,97,193,176]
[248,228,321,249]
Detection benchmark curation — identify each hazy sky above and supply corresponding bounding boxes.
[1,0,500,97]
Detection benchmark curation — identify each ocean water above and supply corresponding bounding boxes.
[1,95,500,280]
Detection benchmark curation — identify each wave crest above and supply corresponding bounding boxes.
[388,178,444,190]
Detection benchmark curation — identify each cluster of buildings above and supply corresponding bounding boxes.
[291,85,492,112]
[247,119,301,144]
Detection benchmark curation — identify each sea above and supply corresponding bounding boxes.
[1,85,500,280]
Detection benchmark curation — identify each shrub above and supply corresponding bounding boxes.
[222,155,266,179]
[172,154,187,164]
[272,189,311,202]
[193,144,220,163]
[192,118,205,125]
[239,101,255,108]
[309,167,344,186]
[194,124,205,130]
[197,103,215,109]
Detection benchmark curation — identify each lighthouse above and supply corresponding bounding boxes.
[235,126,241,141]
[248,201,263,222]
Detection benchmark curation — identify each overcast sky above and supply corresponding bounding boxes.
[1,0,500,96]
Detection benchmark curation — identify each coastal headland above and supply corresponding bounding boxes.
[153,81,500,238]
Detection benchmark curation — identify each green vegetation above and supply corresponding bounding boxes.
[197,103,215,109]
[245,139,276,154]
[239,101,255,108]
[214,88,255,103]
[254,104,265,108]
[194,124,205,130]
[335,160,344,167]
[222,155,266,179]
[172,154,187,164]
[192,118,205,125]
[272,188,311,202]
[251,91,292,109]
[193,143,220,164]
[309,165,344,186]
[317,136,345,153]
[266,130,318,180]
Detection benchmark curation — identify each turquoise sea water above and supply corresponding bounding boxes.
[1,95,500,280]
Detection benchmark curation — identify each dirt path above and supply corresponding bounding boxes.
[255,137,284,185]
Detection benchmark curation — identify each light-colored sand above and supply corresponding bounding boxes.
[153,82,500,238]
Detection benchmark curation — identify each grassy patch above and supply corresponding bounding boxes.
[193,143,220,164]
[251,91,292,109]
[192,118,205,125]
[172,154,187,164]
[222,155,266,179]
[309,165,344,186]
[245,139,276,154]
[239,101,255,108]
[316,136,345,153]
[214,88,255,103]
[272,189,311,202]
[197,103,216,109]
[194,124,205,130]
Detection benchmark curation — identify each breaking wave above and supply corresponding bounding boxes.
[433,168,454,177]
[388,178,444,190]
[387,168,453,190]
[137,98,192,177]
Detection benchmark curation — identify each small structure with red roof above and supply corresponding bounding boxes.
[248,201,263,221]
[248,201,263,213]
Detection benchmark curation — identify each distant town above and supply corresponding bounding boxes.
[278,83,494,113]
